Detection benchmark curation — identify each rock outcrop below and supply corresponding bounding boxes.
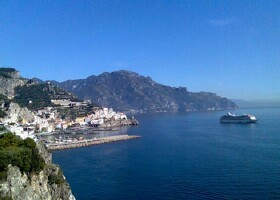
[0,142,75,200]
[4,102,35,124]
[0,165,75,200]
[0,68,27,98]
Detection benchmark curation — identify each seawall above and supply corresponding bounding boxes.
[46,135,140,151]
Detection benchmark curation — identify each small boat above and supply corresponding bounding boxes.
[220,112,257,123]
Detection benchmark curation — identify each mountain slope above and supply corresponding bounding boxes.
[0,68,27,98]
[0,68,86,111]
[58,70,237,112]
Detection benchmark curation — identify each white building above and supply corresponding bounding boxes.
[7,125,37,141]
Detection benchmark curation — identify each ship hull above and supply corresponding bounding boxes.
[220,119,257,123]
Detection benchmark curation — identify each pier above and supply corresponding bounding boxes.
[45,135,140,150]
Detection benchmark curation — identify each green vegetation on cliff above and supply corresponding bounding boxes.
[57,103,95,120]
[0,68,17,79]
[13,82,80,110]
[47,166,66,185]
[0,133,45,181]
[0,94,9,118]
[0,95,8,101]
[0,110,7,118]
[13,84,52,109]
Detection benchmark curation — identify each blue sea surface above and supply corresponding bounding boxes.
[53,108,280,199]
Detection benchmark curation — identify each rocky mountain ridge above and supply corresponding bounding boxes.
[57,70,237,112]
[0,67,237,113]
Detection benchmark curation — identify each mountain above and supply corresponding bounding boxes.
[0,67,236,112]
[0,68,84,111]
[31,77,45,84]
[13,81,79,110]
[57,70,237,112]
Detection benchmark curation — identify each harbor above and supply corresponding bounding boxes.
[45,134,140,150]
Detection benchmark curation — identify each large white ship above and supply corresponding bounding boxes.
[220,112,257,123]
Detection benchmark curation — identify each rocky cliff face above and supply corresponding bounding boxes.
[0,165,75,200]
[58,70,237,112]
[4,102,35,123]
[0,68,27,98]
[0,142,75,200]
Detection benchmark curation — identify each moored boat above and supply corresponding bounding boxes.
[220,112,257,123]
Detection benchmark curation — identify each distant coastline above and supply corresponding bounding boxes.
[231,99,280,109]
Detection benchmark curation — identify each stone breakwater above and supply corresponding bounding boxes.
[46,135,140,151]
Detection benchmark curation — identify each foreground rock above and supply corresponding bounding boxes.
[0,142,75,200]
[0,165,75,200]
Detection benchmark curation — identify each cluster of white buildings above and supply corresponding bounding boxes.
[6,125,37,141]
[1,107,59,141]
[51,99,91,108]
[1,106,129,141]
[76,107,128,126]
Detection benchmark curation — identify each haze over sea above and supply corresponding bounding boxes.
[53,108,280,200]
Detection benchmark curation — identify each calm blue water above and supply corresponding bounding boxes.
[53,108,280,200]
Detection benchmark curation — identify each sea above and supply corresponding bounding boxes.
[53,108,280,200]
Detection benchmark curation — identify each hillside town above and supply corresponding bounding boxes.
[0,98,138,142]
[0,68,139,153]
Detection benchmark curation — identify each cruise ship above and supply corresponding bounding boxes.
[220,112,257,123]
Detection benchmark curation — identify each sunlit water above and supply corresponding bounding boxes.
[53,108,280,199]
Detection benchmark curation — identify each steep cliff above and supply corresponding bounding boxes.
[0,68,81,111]
[4,102,35,124]
[0,164,75,200]
[0,134,75,200]
[0,68,27,98]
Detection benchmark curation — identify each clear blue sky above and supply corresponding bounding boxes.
[0,0,279,100]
